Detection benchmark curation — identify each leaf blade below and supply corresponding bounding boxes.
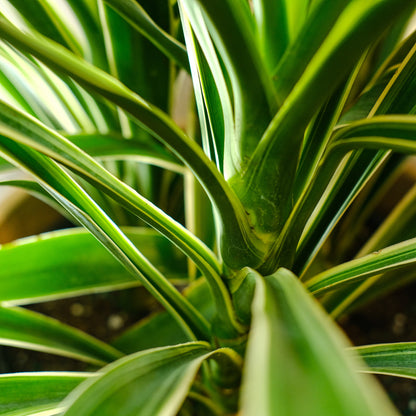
[0,306,122,365]
[62,342,212,416]
[240,268,398,415]
[0,372,93,415]
[356,343,416,380]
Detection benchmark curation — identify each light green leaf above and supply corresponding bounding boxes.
[306,237,416,296]
[356,343,416,380]
[179,4,226,173]
[325,182,416,317]
[179,0,248,179]
[294,39,416,275]
[0,372,93,416]
[62,342,212,416]
[240,268,398,416]
[331,115,416,153]
[0,227,187,305]
[0,306,122,365]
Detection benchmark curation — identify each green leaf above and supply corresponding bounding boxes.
[238,0,416,239]
[179,4,227,173]
[331,115,416,153]
[253,0,310,65]
[0,372,92,416]
[67,133,184,172]
[259,62,365,274]
[272,0,349,103]
[0,138,210,341]
[306,237,416,296]
[0,17,264,271]
[295,40,416,275]
[0,227,187,305]
[190,0,275,164]
[0,306,122,365]
[62,342,212,416]
[104,0,188,70]
[252,0,289,71]
[324,182,416,317]
[356,343,416,380]
[240,268,398,416]
[97,0,171,125]
[0,101,247,337]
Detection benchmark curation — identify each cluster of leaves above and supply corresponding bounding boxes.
[0,0,415,414]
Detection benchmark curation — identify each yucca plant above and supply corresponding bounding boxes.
[0,0,416,414]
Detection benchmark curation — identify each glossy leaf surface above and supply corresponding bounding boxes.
[240,268,397,415]
[62,342,212,416]
[0,227,187,305]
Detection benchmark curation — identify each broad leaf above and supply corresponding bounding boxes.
[240,268,398,415]
[0,227,187,305]
[62,342,212,416]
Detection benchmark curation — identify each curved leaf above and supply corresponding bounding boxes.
[0,101,246,337]
[0,138,210,341]
[240,268,398,415]
[272,0,349,103]
[0,227,187,305]
[306,237,416,296]
[62,342,212,416]
[0,306,122,365]
[240,0,415,238]
[190,0,275,164]
[0,16,265,271]
[68,133,184,172]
